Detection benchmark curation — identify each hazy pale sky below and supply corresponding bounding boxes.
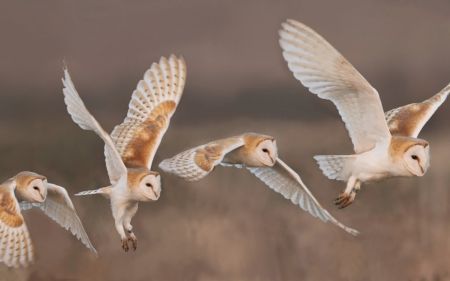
[1,0,449,102]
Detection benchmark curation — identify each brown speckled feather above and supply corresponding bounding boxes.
[0,180,33,267]
[0,190,23,228]
[159,136,245,181]
[386,83,450,137]
[111,55,186,169]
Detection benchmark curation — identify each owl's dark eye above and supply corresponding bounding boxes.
[33,186,39,191]
[411,155,418,160]
[146,183,153,188]
[262,148,269,153]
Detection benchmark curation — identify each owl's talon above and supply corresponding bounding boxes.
[121,239,129,252]
[335,191,356,209]
[128,235,137,251]
[334,193,347,204]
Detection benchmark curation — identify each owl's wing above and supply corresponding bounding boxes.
[62,68,127,184]
[20,183,96,254]
[159,136,245,181]
[385,83,450,137]
[111,55,186,170]
[0,183,33,267]
[248,158,359,235]
[279,20,391,153]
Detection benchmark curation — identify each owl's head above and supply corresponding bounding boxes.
[129,170,161,202]
[402,141,430,177]
[244,134,278,167]
[14,171,47,203]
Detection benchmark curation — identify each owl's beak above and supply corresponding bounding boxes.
[270,157,276,165]
[148,187,159,200]
[37,192,46,203]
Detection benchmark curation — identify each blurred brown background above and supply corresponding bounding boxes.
[0,0,450,280]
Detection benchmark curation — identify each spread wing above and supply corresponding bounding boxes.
[62,68,127,184]
[0,184,33,267]
[20,183,96,254]
[159,136,245,181]
[248,158,359,236]
[111,55,187,169]
[385,83,450,137]
[279,19,391,153]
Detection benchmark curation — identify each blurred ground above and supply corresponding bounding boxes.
[0,0,449,280]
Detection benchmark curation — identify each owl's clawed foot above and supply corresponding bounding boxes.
[334,191,356,209]
[121,232,137,252]
[128,233,137,251]
[121,238,130,252]
[121,237,137,252]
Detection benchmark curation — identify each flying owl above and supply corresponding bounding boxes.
[279,19,449,208]
[0,171,96,267]
[62,55,186,251]
[159,133,358,235]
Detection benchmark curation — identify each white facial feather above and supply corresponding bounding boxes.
[254,139,278,167]
[402,144,430,177]
[22,178,47,203]
[137,174,161,201]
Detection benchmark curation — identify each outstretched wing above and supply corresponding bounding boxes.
[0,182,33,267]
[62,68,127,184]
[159,136,245,181]
[279,19,391,153]
[385,83,450,137]
[111,55,187,169]
[20,183,96,254]
[248,158,358,235]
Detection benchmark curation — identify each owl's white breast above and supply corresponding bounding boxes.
[351,142,410,183]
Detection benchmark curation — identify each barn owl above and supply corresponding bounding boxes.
[279,19,449,208]
[159,133,359,235]
[62,55,186,251]
[0,171,96,267]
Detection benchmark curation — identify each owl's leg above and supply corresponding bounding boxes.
[112,202,131,252]
[114,220,130,252]
[123,203,138,251]
[124,222,137,251]
[335,176,360,209]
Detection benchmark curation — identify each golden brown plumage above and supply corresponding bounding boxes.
[0,188,23,228]
[386,84,450,137]
[118,101,178,168]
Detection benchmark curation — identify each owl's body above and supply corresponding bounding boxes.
[62,55,186,251]
[160,133,359,235]
[319,136,429,184]
[0,171,96,268]
[279,19,448,208]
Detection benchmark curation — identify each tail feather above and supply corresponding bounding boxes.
[314,155,355,181]
[75,186,111,198]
